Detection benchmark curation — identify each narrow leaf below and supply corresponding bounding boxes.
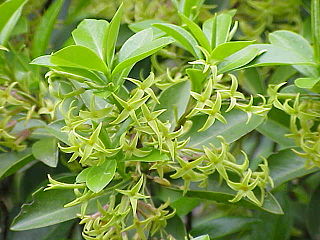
[0,0,28,44]
[218,47,263,73]
[106,3,123,66]
[31,0,64,58]
[179,13,211,51]
[153,23,202,58]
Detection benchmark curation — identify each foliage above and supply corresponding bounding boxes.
[1,0,320,239]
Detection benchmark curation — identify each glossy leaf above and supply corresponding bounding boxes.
[86,159,117,193]
[32,138,58,168]
[211,41,254,61]
[11,178,109,230]
[269,30,318,77]
[118,28,153,62]
[256,109,294,148]
[106,3,123,66]
[30,55,55,67]
[0,149,34,179]
[153,23,202,58]
[156,179,283,214]
[295,77,320,89]
[184,109,264,149]
[179,13,211,51]
[240,68,265,94]
[218,47,263,73]
[51,45,108,73]
[46,120,69,144]
[257,118,295,148]
[72,19,109,60]
[268,149,318,188]
[9,221,74,240]
[155,80,191,126]
[203,13,233,48]
[129,19,166,38]
[243,44,317,69]
[124,150,169,162]
[269,66,297,84]
[191,216,260,239]
[186,68,207,93]
[31,0,64,58]
[0,0,28,44]
[112,37,174,76]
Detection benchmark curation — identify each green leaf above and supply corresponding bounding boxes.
[46,120,69,144]
[250,192,293,240]
[179,13,211,51]
[156,179,283,214]
[164,214,187,239]
[240,68,265,94]
[9,221,74,240]
[124,150,169,162]
[268,149,318,188]
[178,0,204,18]
[72,19,109,60]
[155,80,191,127]
[171,197,200,216]
[106,3,123,66]
[86,159,117,193]
[0,149,34,179]
[257,118,295,149]
[32,138,58,168]
[191,216,260,239]
[153,23,202,58]
[307,187,320,239]
[186,68,207,93]
[51,45,108,73]
[118,28,153,62]
[31,0,64,58]
[203,13,233,48]
[243,44,317,70]
[184,109,264,149]
[211,41,254,61]
[0,0,28,44]
[295,77,320,89]
[218,47,263,73]
[112,37,174,76]
[269,66,297,84]
[269,30,318,77]
[10,177,110,231]
[129,19,166,38]
[30,55,55,67]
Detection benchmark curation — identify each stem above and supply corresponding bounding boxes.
[312,0,320,64]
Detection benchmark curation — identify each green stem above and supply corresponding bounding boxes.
[312,0,320,64]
